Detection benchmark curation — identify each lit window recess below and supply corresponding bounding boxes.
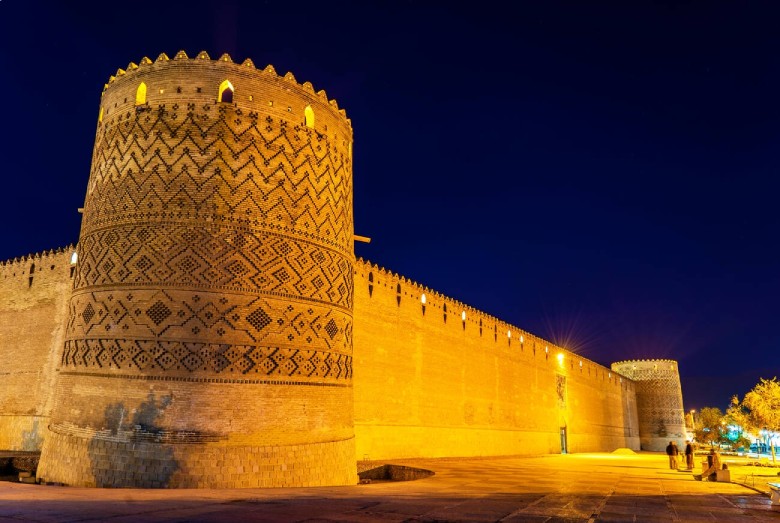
[461,311,466,321]
[420,294,426,305]
[304,105,315,128]
[70,252,78,265]
[135,82,147,105]
[218,80,234,103]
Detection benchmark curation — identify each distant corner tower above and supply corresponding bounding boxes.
[611,359,686,451]
[37,51,356,487]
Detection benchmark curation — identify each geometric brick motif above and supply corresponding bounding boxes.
[83,106,352,256]
[75,226,353,310]
[60,339,353,382]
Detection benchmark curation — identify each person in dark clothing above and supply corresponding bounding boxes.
[666,441,679,470]
[684,440,694,470]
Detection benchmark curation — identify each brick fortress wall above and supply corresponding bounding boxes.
[611,360,686,452]
[0,248,75,451]
[36,51,356,488]
[352,260,641,460]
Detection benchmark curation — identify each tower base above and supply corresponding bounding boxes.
[37,428,357,488]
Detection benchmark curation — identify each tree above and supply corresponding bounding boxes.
[725,395,753,451]
[694,407,728,448]
[741,377,780,463]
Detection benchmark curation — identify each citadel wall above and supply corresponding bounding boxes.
[0,248,74,451]
[0,51,686,489]
[352,260,641,460]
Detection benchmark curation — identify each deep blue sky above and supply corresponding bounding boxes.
[1,1,778,410]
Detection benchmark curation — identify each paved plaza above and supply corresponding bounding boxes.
[0,453,778,522]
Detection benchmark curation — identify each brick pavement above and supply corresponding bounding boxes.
[0,453,777,522]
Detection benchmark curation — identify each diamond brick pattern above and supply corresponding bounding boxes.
[61,339,352,381]
[75,225,352,309]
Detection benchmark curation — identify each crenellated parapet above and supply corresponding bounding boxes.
[0,245,76,268]
[353,257,620,381]
[611,359,686,451]
[0,245,77,299]
[100,49,350,130]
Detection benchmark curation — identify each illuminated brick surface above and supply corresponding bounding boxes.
[36,52,356,487]
[612,360,687,451]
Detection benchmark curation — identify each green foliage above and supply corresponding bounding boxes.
[730,377,780,463]
[693,407,728,447]
[742,377,780,433]
[730,434,752,451]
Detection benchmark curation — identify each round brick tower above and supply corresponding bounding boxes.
[611,359,686,452]
[37,51,356,487]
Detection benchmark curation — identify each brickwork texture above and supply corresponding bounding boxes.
[35,51,356,487]
[611,360,687,451]
[353,261,641,460]
[0,248,74,451]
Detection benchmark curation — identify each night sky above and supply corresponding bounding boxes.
[1,2,778,411]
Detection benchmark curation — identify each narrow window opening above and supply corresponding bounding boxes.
[70,267,75,278]
[135,82,147,105]
[29,263,35,274]
[304,105,315,128]
[479,318,482,336]
[396,283,401,306]
[218,80,235,103]
[28,276,33,288]
[443,303,447,323]
[368,272,374,297]
[176,87,182,93]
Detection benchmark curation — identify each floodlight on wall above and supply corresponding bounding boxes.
[461,311,466,330]
[70,252,78,265]
[557,353,564,366]
[420,293,426,315]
